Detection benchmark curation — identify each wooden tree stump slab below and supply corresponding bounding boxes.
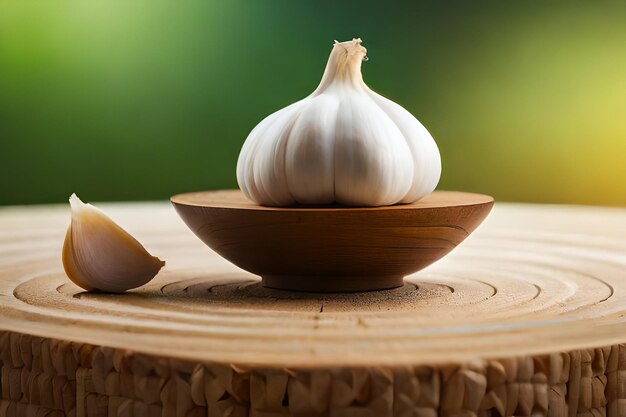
[0,201,625,416]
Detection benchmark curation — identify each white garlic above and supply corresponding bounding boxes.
[237,38,441,207]
[62,194,164,293]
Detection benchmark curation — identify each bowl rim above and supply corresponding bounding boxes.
[170,189,494,213]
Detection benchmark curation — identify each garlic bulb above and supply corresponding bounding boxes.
[237,38,441,207]
[62,194,164,293]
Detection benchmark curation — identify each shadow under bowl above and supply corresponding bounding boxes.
[171,190,493,292]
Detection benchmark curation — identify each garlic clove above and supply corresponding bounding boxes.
[62,194,165,293]
[366,91,442,203]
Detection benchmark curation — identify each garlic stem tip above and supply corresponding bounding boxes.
[69,193,82,205]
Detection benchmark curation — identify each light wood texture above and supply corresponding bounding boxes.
[1,200,626,416]
[171,190,494,292]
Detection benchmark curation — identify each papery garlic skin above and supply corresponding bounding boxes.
[62,194,164,293]
[237,38,441,207]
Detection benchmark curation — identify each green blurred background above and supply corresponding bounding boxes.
[1,1,625,206]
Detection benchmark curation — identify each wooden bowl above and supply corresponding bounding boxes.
[171,190,494,292]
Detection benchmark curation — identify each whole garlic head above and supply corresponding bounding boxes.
[237,38,441,207]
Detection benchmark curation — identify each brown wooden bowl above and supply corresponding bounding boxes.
[171,190,494,292]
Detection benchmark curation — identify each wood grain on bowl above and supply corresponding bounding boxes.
[171,190,494,291]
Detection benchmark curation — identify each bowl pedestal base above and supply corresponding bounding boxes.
[262,275,404,292]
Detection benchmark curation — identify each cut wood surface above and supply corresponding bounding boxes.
[0,201,625,416]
